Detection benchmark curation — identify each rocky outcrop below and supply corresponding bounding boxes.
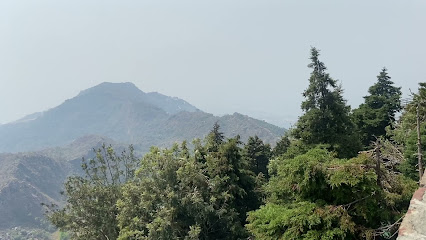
[398,174,426,240]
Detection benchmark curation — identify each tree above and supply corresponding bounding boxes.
[272,135,291,157]
[243,136,272,177]
[45,145,139,240]
[353,68,402,147]
[205,136,252,239]
[205,122,224,153]
[205,124,262,230]
[390,82,426,181]
[292,47,361,158]
[205,132,264,238]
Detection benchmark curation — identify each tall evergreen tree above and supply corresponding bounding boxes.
[205,136,251,238]
[353,68,402,146]
[272,135,291,157]
[293,47,361,158]
[243,136,271,177]
[206,122,224,153]
[390,82,426,180]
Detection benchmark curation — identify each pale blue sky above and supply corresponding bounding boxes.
[1,0,425,127]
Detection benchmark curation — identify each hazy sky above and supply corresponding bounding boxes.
[1,0,425,127]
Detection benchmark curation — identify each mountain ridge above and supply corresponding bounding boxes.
[0,82,284,153]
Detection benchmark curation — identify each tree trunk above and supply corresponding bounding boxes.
[416,104,424,182]
[375,140,381,187]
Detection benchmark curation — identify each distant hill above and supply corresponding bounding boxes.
[154,111,283,148]
[0,82,284,153]
[0,135,118,230]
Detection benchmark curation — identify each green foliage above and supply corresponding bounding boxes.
[209,136,263,235]
[46,145,139,240]
[353,68,402,147]
[205,121,225,152]
[117,144,209,240]
[268,139,311,176]
[292,47,361,158]
[272,135,291,157]
[243,135,272,177]
[116,124,262,240]
[247,202,354,240]
[247,147,416,239]
[396,121,426,180]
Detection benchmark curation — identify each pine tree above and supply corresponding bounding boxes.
[272,135,291,157]
[293,47,361,158]
[244,136,271,177]
[353,68,402,147]
[206,122,224,153]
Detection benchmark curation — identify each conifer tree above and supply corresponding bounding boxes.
[293,47,361,158]
[390,82,426,180]
[272,135,291,157]
[243,136,271,177]
[353,68,402,147]
[206,122,224,153]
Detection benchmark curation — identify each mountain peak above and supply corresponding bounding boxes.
[75,82,199,114]
[90,82,138,89]
[78,82,144,99]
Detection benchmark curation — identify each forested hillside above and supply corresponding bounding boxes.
[44,48,425,240]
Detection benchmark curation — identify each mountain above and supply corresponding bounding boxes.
[0,82,284,153]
